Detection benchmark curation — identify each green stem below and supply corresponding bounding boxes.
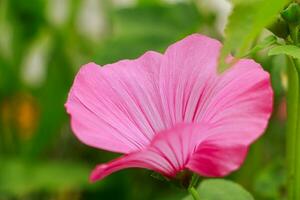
[286,57,300,200]
[190,173,200,187]
[188,187,201,200]
[188,174,201,200]
[294,59,300,200]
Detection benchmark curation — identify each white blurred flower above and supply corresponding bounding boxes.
[21,32,52,87]
[46,0,70,27]
[197,0,232,35]
[76,0,107,42]
[112,0,136,7]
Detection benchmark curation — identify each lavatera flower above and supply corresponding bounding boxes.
[65,34,273,183]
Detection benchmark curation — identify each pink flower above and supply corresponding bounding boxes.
[65,34,273,182]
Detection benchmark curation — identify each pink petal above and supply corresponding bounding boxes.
[158,34,272,145]
[195,59,273,144]
[90,123,214,182]
[157,35,272,177]
[186,138,248,177]
[185,59,273,177]
[65,51,166,154]
[90,117,262,182]
[159,34,221,126]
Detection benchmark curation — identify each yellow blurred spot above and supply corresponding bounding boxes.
[281,70,288,91]
[15,94,39,140]
[0,93,39,140]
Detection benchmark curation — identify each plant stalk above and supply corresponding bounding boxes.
[188,174,201,200]
[188,187,201,200]
[286,57,300,200]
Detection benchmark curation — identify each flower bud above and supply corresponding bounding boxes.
[281,3,300,26]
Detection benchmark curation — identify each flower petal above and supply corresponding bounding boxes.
[185,59,273,177]
[89,123,213,182]
[65,51,166,154]
[195,59,273,144]
[186,137,248,177]
[159,34,221,126]
[89,122,255,182]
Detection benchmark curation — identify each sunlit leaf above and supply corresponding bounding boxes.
[219,0,288,72]
[183,179,254,200]
[244,35,278,57]
[268,44,300,59]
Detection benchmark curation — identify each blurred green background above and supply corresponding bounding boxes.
[0,0,287,199]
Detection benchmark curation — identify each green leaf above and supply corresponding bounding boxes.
[268,44,300,59]
[244,35,278,57]
[219,0,288,72]
[183,179,254,200]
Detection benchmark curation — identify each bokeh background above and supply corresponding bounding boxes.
[0,0,287,199]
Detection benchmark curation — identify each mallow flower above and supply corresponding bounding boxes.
[65,34,273,182]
